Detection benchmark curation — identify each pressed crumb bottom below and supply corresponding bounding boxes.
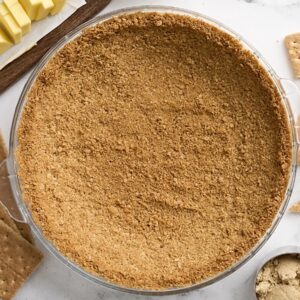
[16,12,292,290]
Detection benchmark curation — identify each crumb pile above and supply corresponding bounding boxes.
[256,255,300,300]
[16,13,291,289]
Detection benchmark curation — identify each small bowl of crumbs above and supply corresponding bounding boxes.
[255,246,300,300]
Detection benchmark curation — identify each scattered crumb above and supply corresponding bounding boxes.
[289,201,300,213]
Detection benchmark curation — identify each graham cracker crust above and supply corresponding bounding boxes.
[16,12,292,289]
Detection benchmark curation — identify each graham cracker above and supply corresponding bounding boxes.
[0,220,42,300]
[0,132,18,233]
[0,130,33,243]
[14,223,34,244]
[0,132,41,298]
[0,132,7,160]
[285,33,300,78]
[296,116,300,166]
[0,204,19,234]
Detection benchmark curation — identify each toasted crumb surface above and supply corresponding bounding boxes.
[16,12,291,290]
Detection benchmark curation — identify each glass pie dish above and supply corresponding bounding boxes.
[0,5,299,296]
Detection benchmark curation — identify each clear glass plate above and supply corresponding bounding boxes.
[1,5,299,296]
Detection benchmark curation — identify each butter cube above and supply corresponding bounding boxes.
[19,0,40,20]
[0,3,22,43]
[0,27,13,54]
[19,0,54,21]
[51,0,66,15]
[36,0,54,21]
[4,0,31,34]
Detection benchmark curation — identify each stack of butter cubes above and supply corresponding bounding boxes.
[0,0,66,54]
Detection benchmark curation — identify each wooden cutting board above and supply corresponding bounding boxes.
[0,0,111,94]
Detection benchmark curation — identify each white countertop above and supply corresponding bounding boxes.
[1,0,300,299]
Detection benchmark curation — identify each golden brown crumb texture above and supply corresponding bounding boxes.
[16,12,292,289]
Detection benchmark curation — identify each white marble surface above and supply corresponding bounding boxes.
[0,0,300,299]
